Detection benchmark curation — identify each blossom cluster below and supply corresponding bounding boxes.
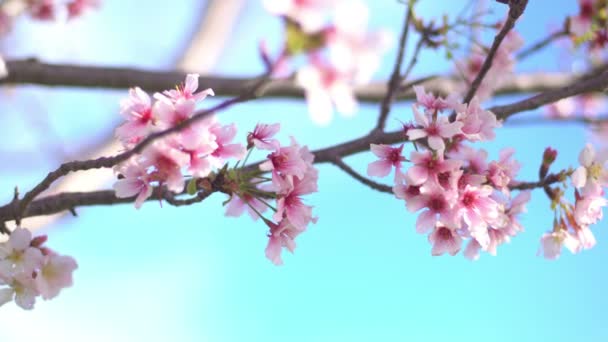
[368,86,533,259]
[113,74,245,208]
[455,26,523,102]
[224,123,319,265]
[570,0,608,50]
[538,144,608,259]
[263,0,392,125]
[0,228,77,310]
[0,0,99,77]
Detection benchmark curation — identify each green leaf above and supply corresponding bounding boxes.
[186,178,198,195]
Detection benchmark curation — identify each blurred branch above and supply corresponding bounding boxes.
[1,59,592,102]
[516,28,569,60]
[330,158,393,193]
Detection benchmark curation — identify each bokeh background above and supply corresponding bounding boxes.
[1,1,606,341]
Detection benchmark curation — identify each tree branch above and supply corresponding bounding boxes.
[374,2,412,132]
[331,158,393,193]
[462,0,528,104]
[13,72,272,224]
[0,59,590,102]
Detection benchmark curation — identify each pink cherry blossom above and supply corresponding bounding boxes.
[264,220,303,266]
[412,85,451,112]
[455,185,501,248]
[262,0,336,33]
[487,148,521,194]
[225,193,268,220]
[113,159,153,209]
[34,253,78,300]
[207,123,246,168]
[161,74,215,103]
[406,150,462,186]
[407,185,458,234]
[574,182,607,226]
[142,142,190,193]
[428,225,462,256]
[260,142,308,180]
[537,230,580,260]
[571,143,608,188]
[407,105,463,151]
[326,0,392,84]
[248,123,281,150]
[0,228,44,281]
[115,87,156,144]
[570,0,594,36]
[367,144,406,178]
[67,0,98,19]
[296,61,358,126]
[452,97,501,142]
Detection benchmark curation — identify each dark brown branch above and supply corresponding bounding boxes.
[462,0,528,104]
[331,158,393,193]
[374,3,412,132]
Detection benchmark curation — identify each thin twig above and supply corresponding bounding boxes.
[374,2,413,133]
[517,29,569,60]
[331,158,393,193]
[462,0,528,104]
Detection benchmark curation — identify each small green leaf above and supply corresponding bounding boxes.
[186,178,198,195]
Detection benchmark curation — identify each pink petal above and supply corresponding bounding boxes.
[367,160,392,177]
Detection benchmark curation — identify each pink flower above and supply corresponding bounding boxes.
[326,0,392,84]
[142,142,189,193]
[406,150,462,186]
[262,0,336,33]
[264,220,303,266]
[570,0,594,36]
[113,159,153,209]
[574,182,607,226]
[0,275,39,310]
[207,123,246,168]
[571,143,608,188]
[413,85,451,112]
[452,97,501,142]
[273,153,318,230]
[407,185,458,234]
[0,228,44,281]
[487,148,520,194]
[116,87,156,144]
[67,0,98,19]
[456,185,501,248]
[407,106,463,151]
[34,254,78,300]
[225,193,268,221]
[247,123,281,150]
[428,225,462,256]
[161,74,215,103]
[28,0,55,20]
[537,230,580,260]
[367,144,405,178]
[260,142,308,180]
[296,61,357,126]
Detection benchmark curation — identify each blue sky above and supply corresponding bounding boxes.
[2,1,607,341]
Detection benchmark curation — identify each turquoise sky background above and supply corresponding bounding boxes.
[1,1,606,341]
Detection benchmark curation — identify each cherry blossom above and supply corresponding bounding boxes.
[571,144,608,189]
[428,225,462,256]
[367,144,406,178]
[407,105,463,151]
[537,229,580,260]
[262,0,336,33]
[247,123,281,150]
[296,61,357,126]
[0,228,77,310]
